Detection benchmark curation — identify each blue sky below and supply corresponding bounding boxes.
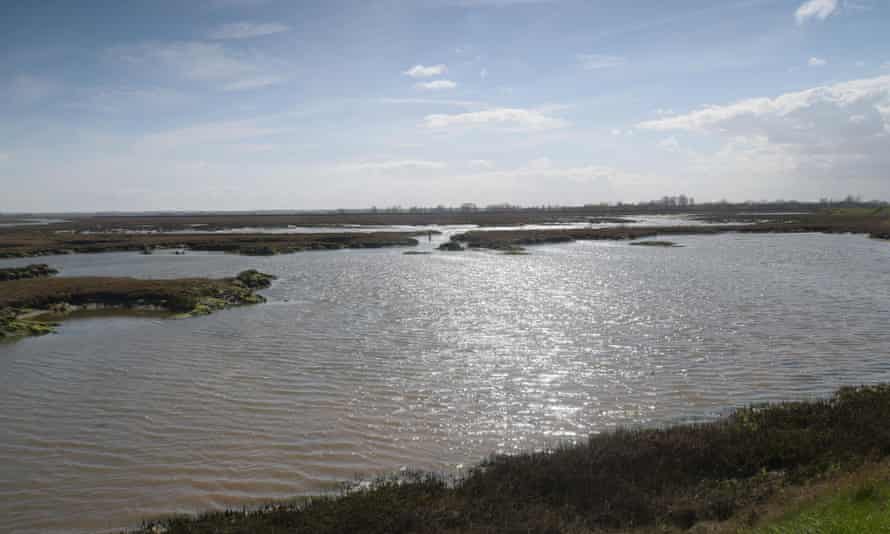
[1,0,889,211]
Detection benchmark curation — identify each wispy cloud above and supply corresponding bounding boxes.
[795,0,838,24]
[208,22,290,40]
[424,107,568,130]
[808,56,827,67]
[139,117,293,151]
[403,64,447,78]
[115,41,285,91]
[377,97,482,108]
[222,76,285,91]
[336,160,447,171]
[416,80,457,90]
[468,159,495,169]
[577,54,625,70]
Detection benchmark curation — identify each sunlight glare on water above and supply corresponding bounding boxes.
[1,232,889,532]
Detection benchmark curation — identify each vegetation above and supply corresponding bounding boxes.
[630,240,681,247]
[753,479,890,533]
[235,269,277,289]
[0,230,420,258]
[0,270,275,339]
[131,384,890,534]
[437,240,464,251]
[0,263,58,281]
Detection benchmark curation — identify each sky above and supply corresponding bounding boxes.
[1,0,889,212]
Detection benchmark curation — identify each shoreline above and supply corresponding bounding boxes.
[129,384,890,534]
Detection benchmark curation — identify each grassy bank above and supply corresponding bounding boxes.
[752,477,890,533]
[132,384,890,534]
[0,270,275,339]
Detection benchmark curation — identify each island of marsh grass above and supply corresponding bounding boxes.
[133,384,890,534]
[0,270,276,340]
[0,230,421,258]
[452,211,890,251]
[630,240,681,247]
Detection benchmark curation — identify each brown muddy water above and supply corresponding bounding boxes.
[1,232,889,532]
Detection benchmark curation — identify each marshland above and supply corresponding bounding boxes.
[1,206,889,532]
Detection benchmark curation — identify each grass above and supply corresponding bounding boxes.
[130,384,890,534]
[753,480,890,533]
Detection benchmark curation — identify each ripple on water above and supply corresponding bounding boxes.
[1,233,890,532]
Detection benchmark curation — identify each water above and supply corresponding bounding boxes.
[1,233,889,532]
[75,214,727,235]
[0,218,67,228]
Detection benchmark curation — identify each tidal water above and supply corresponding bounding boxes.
[1,232,889,532]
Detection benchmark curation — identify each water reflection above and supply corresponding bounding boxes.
[0,233,889,532]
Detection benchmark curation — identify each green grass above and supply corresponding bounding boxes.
[754,481,890,533]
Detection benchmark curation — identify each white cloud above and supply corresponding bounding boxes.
[424,107,568,130]
[208,22,289,40]
[403,64,447,78]
[336,160,447,171]
[638,74,890,192]
[480,68,488,79]
[638,75,890,132]
[415,80,458,90]
[808,57,827,67]
[795,0,838,24]
[577,54,625,70]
